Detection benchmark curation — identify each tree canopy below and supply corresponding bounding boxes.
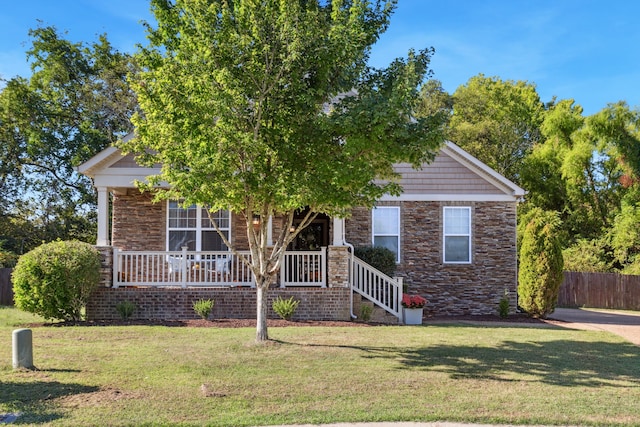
[123,0,445,341]
[522,100,640,248]
[449,74,544,182]
[0,26,137,254]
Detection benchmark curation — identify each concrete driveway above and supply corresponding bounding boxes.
[548,307,640,345]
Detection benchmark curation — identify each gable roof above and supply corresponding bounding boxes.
[379,141,524,202]
[75,134,161,188]
[77,140,524,201]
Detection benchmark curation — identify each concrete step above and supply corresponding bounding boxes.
[353,298,401,324]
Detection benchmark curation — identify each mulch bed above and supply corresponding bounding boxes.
[30,313,558,328]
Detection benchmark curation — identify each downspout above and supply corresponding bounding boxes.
[343,226,357,320]
[515,193,525,313]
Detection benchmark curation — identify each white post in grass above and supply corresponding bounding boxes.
[12,329,34,370]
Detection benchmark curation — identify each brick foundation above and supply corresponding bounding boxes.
[87,286,351,321]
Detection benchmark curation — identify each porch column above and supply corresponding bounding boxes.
[332,217,345,246]
[327,246,350,288]
[267,215,273,246]
[96,187,110,246]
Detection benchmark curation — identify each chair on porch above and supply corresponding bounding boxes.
[208,256,231,283]
[167,256,185,281]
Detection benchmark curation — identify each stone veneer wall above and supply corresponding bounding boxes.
[107,192,518,317]
[112,189,249,251]
[87,287,351,321]
[112,189,165,251]
[346,201,518,316]
[96,246,113,287]
[232,213,249,250]
[327,246,350,288]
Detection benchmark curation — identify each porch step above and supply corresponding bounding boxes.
[353,298,401,325]
[371,305,401,324]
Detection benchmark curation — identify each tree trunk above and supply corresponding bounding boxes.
[255,284,269,342]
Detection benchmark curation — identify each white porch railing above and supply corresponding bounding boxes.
[351,256,403,321]
[113,247,254,288]
[112,247,326,288]
[280,247,326,287]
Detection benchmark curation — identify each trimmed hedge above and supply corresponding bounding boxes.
[12,240,101,321]
[518,209,564,318]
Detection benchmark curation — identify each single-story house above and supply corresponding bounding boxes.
[77,140,524,323]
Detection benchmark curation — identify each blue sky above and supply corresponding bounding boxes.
[1,0,639,116]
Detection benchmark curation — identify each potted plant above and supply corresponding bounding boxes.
[402,294,427,325]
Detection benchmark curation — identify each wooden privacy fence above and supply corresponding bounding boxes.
[558,271,640,310]
[0,268,13,306]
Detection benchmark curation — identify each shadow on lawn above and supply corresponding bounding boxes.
[0,380,98,424]
[280,325,640,388]
[386,337,640,387]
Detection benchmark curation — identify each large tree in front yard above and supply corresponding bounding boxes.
[123,0,444,342]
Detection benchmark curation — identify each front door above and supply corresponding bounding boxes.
[282,211,330,286]
[289,216,330,251]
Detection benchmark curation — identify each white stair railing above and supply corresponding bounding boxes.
[351,256,402,321]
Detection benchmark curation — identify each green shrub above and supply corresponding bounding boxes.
[562,238,610,272]
[0,250,18,268]
[498,289,509,318]
[609,202,640,268]
[272,296,299,321]
[622,255,640,275]
[12,240,101,321]
[360,304,373,322]
[116,301,136,320]
[354,246,397,277]
[518,209,564,318]
[193,299,214,320]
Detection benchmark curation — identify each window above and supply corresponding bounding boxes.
[372,206,400,262]
[443,207,471,263]
[167,201,230,251]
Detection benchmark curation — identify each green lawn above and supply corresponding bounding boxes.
[1,306,639,426]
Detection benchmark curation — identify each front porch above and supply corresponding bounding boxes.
[91,246,403,322]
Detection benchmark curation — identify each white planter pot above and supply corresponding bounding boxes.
[403,307,423,325]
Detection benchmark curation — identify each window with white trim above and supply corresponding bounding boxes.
[167,201,230,251]
[372,206,400,262]
[443,206,471,263]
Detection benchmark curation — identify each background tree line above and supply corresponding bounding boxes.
[2,26,640,275]
[418,75,640,274]
[0,26,137,264]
